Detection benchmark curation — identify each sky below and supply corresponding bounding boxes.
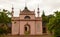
[0,0,60,17]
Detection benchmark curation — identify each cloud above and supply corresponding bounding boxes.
[0,0,60,16]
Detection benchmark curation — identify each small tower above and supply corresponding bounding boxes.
[11,5,14,17]
[37,5,40,17]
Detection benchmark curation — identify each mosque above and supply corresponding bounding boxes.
[11,5,48,35]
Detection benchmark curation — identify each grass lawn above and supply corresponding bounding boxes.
[0,34,53,37]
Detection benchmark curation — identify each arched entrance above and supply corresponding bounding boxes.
[43,27,47,33]
[24,24,30,35]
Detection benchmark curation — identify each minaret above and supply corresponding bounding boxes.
[11,5,14,17]
[37,5,40,17]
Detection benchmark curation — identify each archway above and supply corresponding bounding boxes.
[43,27,47,33]
[24,24,30,35]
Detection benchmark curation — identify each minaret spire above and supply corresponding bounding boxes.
[11,5,14,17]
[37,4,40,17]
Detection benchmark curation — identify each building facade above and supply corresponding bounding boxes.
[11,6,43,35]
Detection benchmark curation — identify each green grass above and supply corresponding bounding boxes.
[0,34,53,37]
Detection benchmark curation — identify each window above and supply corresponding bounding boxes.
[24,16,30,19]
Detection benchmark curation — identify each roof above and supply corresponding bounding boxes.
[20,7,35,15]
[22,7,30,12]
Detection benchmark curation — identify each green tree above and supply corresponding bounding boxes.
[0,9,11,24]
[42,11,49,33]
[0,9,11,34]
[47,11,60,37]
[42,11,48,26]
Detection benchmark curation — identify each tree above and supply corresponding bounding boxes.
[0,9,11,24]
[47,11,60,37]
[42,11,49,33]
[0,9,11,34]
[42,11,48,26]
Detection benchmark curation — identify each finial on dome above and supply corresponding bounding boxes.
[25,6,27,9]
[25,0,28,9]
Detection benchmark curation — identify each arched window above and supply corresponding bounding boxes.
[24,25,30,31]
[24,16,30,19]
[24,24,30,34]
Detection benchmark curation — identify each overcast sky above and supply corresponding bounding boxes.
[0,0,60,17]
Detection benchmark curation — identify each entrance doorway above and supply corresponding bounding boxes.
[43,27,46,33]
[24,24,30,35]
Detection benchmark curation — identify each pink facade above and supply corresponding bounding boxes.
[12,7,42,35]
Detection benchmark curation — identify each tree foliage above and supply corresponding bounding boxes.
[42,11,60,37]
[47,11,60,37]
[0,9,11,34]
[42,11,48,26]
[0,9,11,24]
